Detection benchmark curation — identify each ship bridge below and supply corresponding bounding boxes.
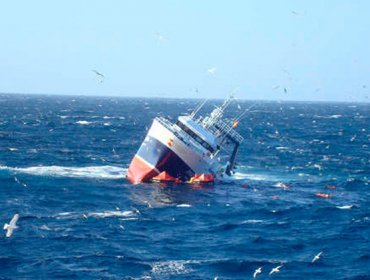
[176,116,217,152]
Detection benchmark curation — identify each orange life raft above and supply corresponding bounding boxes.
[189,173,215,184]
[151,171,181,183]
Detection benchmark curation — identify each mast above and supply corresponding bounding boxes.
[190,99,207,119]
[202,94,235,128]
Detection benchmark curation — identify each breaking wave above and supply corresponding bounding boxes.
[232,171,289,182]
[54,210,139,219]
[0,165,126,179]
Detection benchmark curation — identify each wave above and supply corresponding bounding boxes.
[336,205,354,210]
[87,210,138,218]
[151,260,198,275]
[176,204,192,208]
[0,165,126,179]
[55,210,139,219]
[232,171,288,182]
[75,120,93,125]
[314,114,342,119]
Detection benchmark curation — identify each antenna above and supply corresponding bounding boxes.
[190,99,208,118]
[234,103,258,122]
[201,90,238,128]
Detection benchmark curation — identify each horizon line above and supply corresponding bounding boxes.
[1,91,369,104]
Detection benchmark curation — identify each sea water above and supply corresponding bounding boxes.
[0,94,369,279]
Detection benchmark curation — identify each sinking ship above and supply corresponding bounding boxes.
[127,95,244,184]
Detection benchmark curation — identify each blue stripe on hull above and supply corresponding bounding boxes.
[136,135,194,180]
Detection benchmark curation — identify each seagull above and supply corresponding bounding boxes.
[207,67,217,75]
[92,69,105,83]
[253,267,262,279]
[14,176,27,187]
[269,264,283,275]
[283,87,288,94]
[4,214,19,237]
[14,176,21,184]
[282,68,290,75]
[312,251,323,263]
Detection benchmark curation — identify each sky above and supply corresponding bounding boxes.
[0,1,369,102]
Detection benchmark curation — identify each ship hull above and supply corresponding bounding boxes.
[127,118,214,184]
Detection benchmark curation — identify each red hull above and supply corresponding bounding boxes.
[127,155,159,184]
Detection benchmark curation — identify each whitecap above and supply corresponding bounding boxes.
[312,164,322,171]
[273,182,289,189]
[76,120,92,125]
[336,205,354,210]
[55,210,138,219]
[176,204,192,208]
[0,165,126,179]
[87,210,137,218]
[151,260,195,275]
[40,225,52,231]
[233,172,282,182]
[276,146,289,150]
[8,147,18,151]
[241,219,265,224]
[328,115,342,119]
[119,217,139,221]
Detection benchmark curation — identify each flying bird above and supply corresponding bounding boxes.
[92,69,105,83]
[284,87,288,94]
[14,176,27,187]
[207,67,217,75]
[4,214,19,238]
[292,11,300,15]
[269,264,283,275]
[312,251,323,263]
[253,267,262,279]
[156,32,167,42]
[14,176,21,184]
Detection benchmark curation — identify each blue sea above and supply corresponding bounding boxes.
[0,94,369,279]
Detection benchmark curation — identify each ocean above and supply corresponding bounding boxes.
[0,94,369,279]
